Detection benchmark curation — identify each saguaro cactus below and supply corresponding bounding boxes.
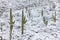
[22,10,26,34]
[52,12,56,22]
[10,8,13,40]
[43,17,48,26]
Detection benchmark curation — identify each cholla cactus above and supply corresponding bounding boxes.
[43,17,48,26]
[22,10,27,34]
[10,8,13,40]
[52,12,56,22]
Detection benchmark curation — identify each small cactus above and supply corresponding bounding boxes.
[41,10,43,16]
[53,3,56,9]
[45,20,48,26]
[28,10,31,19]
[29,12,30,17]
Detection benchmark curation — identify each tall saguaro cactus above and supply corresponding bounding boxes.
[22,10,26,34]
[10,8,13,40]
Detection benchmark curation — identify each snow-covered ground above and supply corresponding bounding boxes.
[0,0,60,40]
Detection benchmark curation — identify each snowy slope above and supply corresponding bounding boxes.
[0,0,60,40]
